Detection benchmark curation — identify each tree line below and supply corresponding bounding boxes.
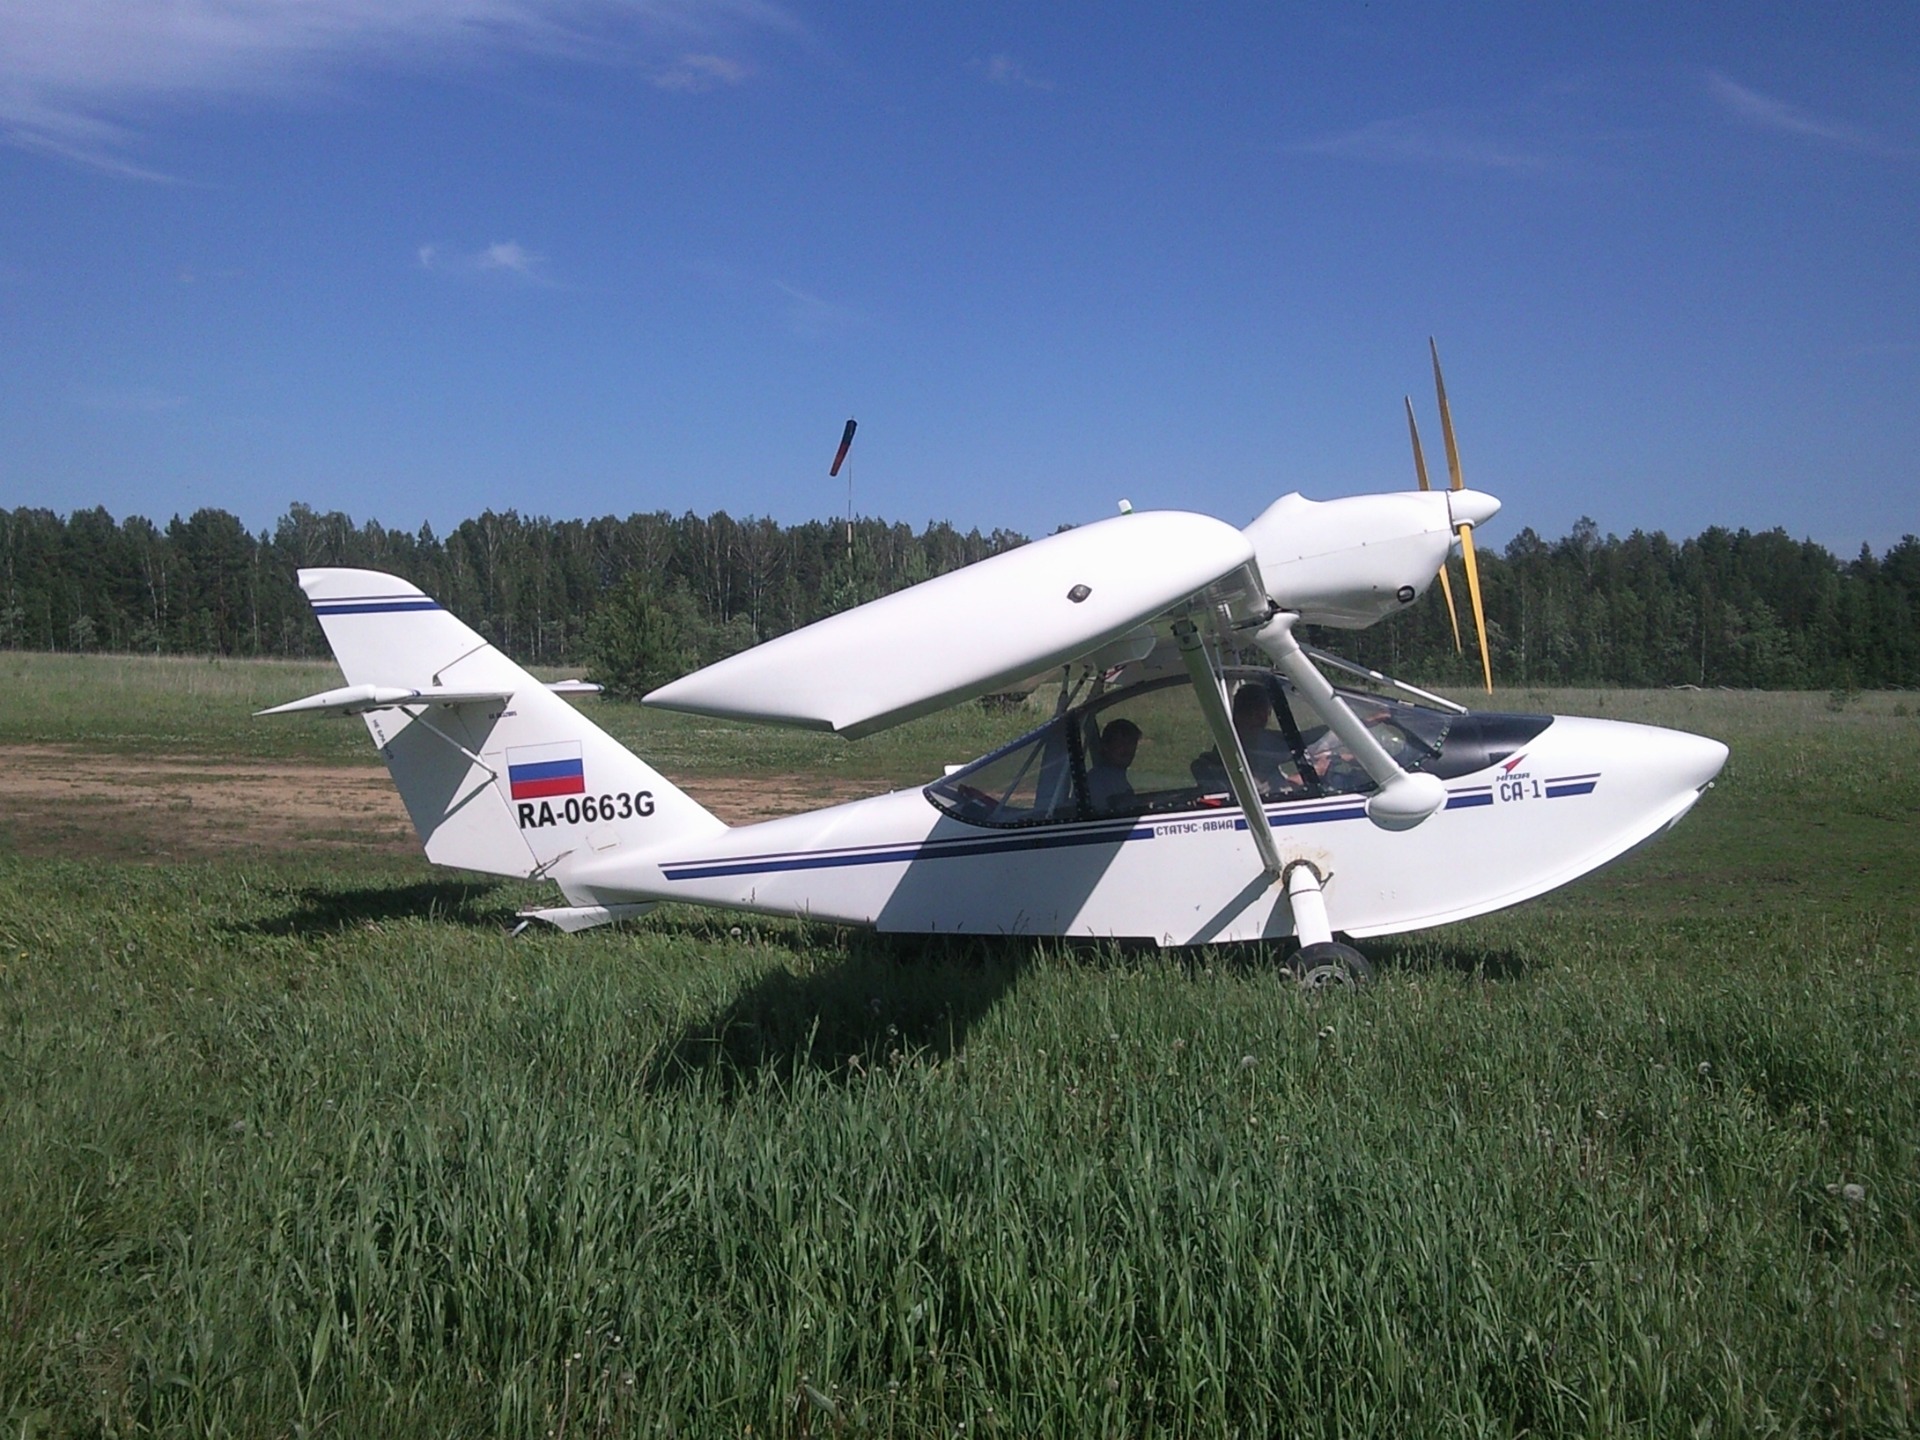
[3,502,1916,691]
[0,504,1027,688]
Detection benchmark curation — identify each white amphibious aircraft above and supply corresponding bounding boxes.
[263,354,1726,976]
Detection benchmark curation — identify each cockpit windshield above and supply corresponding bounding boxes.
[924,667,1457,828]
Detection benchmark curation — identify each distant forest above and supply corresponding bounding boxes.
[4,502,1917,692]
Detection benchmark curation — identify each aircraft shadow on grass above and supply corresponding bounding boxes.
[635,913,1535,1096]
[639,924,1031,1097]
[234,879,514,937]
[233,874,1536,981]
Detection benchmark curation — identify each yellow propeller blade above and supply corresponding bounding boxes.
[1431,337,1466,492]
[1405,395,1462,654]
[1431,338,1492,691]
[1405,394,1434,493]
[1458,522,1493,693]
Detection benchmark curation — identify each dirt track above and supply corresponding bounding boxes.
[0,746,873,862]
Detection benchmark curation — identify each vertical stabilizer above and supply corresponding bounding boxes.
[293,569,725,879]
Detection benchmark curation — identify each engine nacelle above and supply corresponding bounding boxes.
[1243,489,1498,629]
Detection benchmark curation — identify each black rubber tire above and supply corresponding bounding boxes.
[1292,941,1375,988]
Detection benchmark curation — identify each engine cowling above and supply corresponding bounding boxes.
[1244,489,1498,628]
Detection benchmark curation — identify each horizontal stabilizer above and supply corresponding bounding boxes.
[256,684,514,718]
[258,678,596,719]
[644,511,1261,738]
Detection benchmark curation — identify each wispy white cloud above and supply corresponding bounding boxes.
[1705,71,1897,155]
[0,0,798,177]
[976,54,1054,92]
[773,280,858,339]
[419,239,555,284]
[478,240,545,278]
[1294,113,1551,173]
[651,52,749,91]
[683,260,861,337]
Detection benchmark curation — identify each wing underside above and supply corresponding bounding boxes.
[644,510,1267,738]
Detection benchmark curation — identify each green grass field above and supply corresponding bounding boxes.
[0,652,1043,780]
[2,655,1916,1437]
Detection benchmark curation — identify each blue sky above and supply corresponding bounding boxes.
[2,2,1915,555]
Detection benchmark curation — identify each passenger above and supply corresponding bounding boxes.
[1085,718,1142,814]
[1194,683,1304,796]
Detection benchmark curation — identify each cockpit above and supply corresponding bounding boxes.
[925,667,1551,829]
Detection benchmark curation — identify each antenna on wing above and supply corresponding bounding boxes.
[830,417,857,557]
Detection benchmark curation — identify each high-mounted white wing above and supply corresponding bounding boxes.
[645,511,1260,738]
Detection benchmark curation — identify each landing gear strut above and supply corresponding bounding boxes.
[1283,860,1374,987]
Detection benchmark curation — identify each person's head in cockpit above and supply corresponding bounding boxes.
[1232,683,1272,739]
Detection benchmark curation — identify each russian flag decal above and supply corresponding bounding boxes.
[507,742,585,801]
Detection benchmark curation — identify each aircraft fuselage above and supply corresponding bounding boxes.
[561,713,1727,946]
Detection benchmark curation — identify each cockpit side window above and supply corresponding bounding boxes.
[1186,675,1319,803]
[1293,685,1455,794]
[924,719,1081,828]
[924,667,1460,828]
[1074,675,1224,817]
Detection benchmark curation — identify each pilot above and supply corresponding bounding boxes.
[1194,682,1303,796]
[1085,718,1142,813]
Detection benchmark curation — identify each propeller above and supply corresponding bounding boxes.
[1428,339,1494,694]
[1404,396,1464,656]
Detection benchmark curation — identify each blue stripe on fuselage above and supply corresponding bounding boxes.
[312,598,442,615]
[662,820,1158,881]
[659,781,1496,884]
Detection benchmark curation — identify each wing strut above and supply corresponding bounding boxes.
[1172,618,1283,882]
[1252,613,1447,832]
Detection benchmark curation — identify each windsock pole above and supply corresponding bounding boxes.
[830,418,857,557]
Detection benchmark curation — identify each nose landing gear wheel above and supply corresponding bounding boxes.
[1291,941,1374,987]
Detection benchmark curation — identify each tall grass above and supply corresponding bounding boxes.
[1,853,1915,1436]
[3,663,1918,1434]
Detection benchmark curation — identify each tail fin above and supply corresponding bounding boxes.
[285,568,725,879]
